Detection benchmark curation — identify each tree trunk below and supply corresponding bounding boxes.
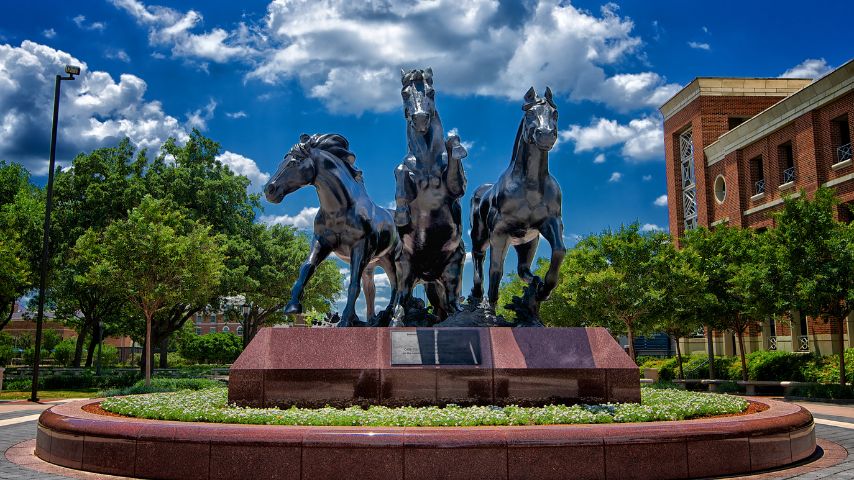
[838,315,847,387]
[72,324,88,368]
[159,337,168,369]
[626,325,636,363]
[0,301,14,331]
[144,313,152,387]
[706,325,716,379]
[674,336,684,380]
[84,333,97,367]
[737,329,748,382]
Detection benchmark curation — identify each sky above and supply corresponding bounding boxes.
[1,0,851,316]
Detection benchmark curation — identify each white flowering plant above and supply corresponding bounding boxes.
[99,387,748,427]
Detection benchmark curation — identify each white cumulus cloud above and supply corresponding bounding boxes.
[593,153,605,164]
[260,206,319,229]
[73,15,106,31]
[654,194,668,207]
[561,115,663,162]
[42,29,57,39]
[687,41,710,50]
[641,223,664,232]
[215,151,270,190]
[112,0,680,115]
[780,58,832,79]
[608,172,622,183]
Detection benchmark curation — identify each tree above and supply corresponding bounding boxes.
[649,242,711,380]
[771,187,854,386]
[551,224,668,361]
[178,332,242,364]
[683,226,777,381]
[95,196,226,385]
[232,223,341,346]
[0,161,42,330]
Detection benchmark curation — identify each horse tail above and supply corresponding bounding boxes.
[470,183,492,226]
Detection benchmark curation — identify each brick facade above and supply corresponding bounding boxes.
[660,61,854,356]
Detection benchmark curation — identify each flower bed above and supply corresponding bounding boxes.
[99,386,748,426]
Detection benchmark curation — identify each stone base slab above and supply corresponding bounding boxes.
[228,327,641,408]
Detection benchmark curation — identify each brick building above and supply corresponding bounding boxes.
[659,58,854,357]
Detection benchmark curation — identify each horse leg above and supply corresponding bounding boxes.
[514,237,540,284]
[469,212,488,303]
[441,245,466,313]
[425,282,447,321]
[375,255,400,327]
[362,265,376,320]
[396,250,416,314]
[487,234,510,307]
[339,240,371,327]
[538,216,566,301]
[285,238,332,314]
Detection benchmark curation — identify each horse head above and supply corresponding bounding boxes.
[401,67,436,135]
[521,86,558,151]
[264,133,359,203]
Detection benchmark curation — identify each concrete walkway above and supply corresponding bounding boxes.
[0,399,851,479]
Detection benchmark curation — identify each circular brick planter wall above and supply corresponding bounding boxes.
[36,398,815,480]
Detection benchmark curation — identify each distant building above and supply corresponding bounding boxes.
[660,59,854,356]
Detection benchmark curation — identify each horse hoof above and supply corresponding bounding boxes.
[284,302,303,314]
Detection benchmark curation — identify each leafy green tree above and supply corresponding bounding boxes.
[0,234,30,329]
[95,196,226,385]
[178,332,242,364]
[771,188,854,386]
[683,226,777,381]
[649,242,711,379]
[550,224,668,361]
[232,223,341,346]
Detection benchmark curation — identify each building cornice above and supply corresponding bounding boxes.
[659,78,811,122]
[705,59,854,166]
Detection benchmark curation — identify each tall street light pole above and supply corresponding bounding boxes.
[30,65,80,403]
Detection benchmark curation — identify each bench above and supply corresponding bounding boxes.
[736,380,814,396]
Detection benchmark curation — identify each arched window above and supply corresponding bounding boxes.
[236,326,243,336]
[222,326,230,333]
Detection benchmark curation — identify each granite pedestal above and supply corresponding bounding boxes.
[228,327,640,408]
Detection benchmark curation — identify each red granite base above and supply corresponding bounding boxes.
[228,327,641,408]
[36,397,815,480]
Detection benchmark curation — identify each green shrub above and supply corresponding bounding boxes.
[0,345,14,366]
[743,350,812,381]
[2,370,141,392]
[99,378,222,397]
[22,348,49,366]
[52,338,77,367]
[789,383,854,399]
[178,333,242,364]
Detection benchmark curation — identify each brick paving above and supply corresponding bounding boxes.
[0,399,850,479]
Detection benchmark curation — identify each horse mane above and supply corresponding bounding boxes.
[401,69,433,88]
[292,133,363,182]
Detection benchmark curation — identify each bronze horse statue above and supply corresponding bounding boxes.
[391,67,467,323]
[264,133,401,327]
[469,87,566,309]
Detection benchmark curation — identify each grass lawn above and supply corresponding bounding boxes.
[0,389,99,400]
[100,387,749,426]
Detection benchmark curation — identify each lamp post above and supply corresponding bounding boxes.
[31,65,80,403]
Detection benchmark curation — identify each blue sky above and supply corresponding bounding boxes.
[1,0,851,314]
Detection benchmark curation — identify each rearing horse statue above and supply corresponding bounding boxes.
[470,87,566,309]
[391,67,467,323]
[264,133,401,327]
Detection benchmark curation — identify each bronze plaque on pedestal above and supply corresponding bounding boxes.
[390,330,481,365]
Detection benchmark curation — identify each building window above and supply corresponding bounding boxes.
[236,326,243,336]
[679,129,698,231]
[713,175,727,204]
[750,155,765,195]
[728,117,747,130]
[778,142,795,184]
[195,327,202,335]
[210,313,217,323]
[839,203,854,223]
[195,313,202,324]
[832,115,851,164]
[222,326,230,333]
[209,327,217,334]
